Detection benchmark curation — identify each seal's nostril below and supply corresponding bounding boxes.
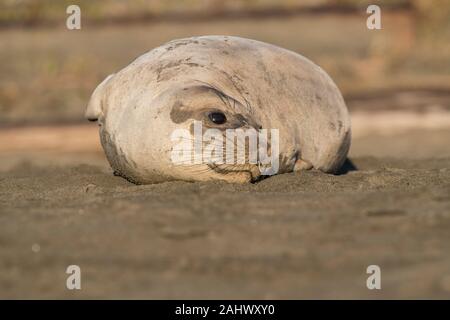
[87,117,98,122]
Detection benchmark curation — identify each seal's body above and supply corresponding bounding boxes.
[85,36,351,183]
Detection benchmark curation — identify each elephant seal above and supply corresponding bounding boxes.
[85,36,351,184]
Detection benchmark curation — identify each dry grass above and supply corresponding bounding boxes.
[1,10,449,125]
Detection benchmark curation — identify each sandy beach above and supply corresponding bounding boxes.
[1,114,449,299]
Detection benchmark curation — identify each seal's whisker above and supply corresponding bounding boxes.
[174,131,260,167]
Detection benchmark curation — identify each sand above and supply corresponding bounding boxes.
[1,123,450,298]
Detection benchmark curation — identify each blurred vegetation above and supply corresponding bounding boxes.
[0,0,447,35]
[0,0,416,26]
[0,0,449,125]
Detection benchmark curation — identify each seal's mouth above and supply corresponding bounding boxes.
[206,163,261,182]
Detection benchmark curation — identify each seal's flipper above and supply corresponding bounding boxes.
[294,158,313,171]
[85,74,115,121]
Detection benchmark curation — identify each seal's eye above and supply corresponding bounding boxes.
[208,112,227,125]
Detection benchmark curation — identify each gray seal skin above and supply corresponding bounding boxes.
[85,36,351,184]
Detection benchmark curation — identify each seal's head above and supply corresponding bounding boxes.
[86,36,351,184]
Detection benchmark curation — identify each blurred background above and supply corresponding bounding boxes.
[1,0,450,300]
[0,0,449,166]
